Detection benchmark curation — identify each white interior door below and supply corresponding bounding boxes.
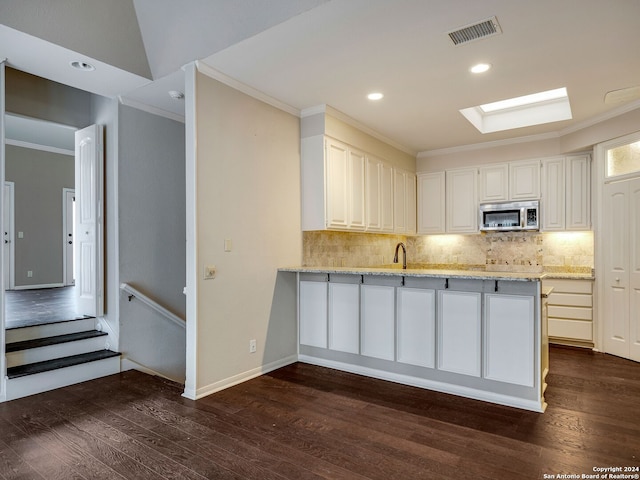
[3,181,14,290]
[603,177,640,361]
[63,188,75,286]
[75,125,103,317]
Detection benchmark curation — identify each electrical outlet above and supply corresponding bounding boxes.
[249,339,257,353]
[27,270,33,278]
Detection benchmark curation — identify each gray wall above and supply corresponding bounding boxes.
[5,145,74,286]
[6,67,93,128]
[118,104,186,317]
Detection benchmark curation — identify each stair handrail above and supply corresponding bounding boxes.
[119,283,185,329]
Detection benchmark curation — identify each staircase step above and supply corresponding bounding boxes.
[5,351,122,401]
[6,330,108,353]
[7,350,121,379]
[5,317,97,343]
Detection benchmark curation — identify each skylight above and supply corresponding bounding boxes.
[460,87,572,134]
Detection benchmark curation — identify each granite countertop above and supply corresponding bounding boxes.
[279,266,545,282]
[542,271,595,280]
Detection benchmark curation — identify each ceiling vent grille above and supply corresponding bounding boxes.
[447,16,502,46]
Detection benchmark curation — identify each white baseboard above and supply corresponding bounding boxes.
[121,358,184,384]
[13,283,64,290]
[298,355,546,413]
[183,354,298,400]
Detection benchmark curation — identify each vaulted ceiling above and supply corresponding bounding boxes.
[1,0,639,154]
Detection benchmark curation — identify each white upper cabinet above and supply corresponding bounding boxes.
[479,164,509,203]
[394,169,417,234]
[302,135,409,233]
[479,160,540,203]
[365,156,395,233]
[510,159,541,200]
[541,154,591,231]
[417,172,446,234]
[347,147,366,230]
[446,168,478,233]
[541,157,565,231]
[565,155,591,230]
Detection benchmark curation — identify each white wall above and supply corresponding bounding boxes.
[185,68,301,398]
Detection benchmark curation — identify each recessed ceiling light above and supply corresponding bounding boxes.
[70,61,95,71]
[168,90,185,100]
[470,63,491,74]
[367,92,384,101]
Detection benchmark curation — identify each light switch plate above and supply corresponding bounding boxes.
[204,265,216,280]
[224,239,232,252]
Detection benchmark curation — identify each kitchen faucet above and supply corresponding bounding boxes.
[393,242,407,270]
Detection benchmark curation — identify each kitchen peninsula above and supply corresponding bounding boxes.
[280,266,550,412]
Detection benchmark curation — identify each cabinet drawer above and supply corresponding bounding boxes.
[543,279,592,294]
[548,305,592,321]
[549,318,592,341]
[548,292,592,308]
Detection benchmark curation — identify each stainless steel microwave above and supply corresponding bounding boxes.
[479,200,539,232]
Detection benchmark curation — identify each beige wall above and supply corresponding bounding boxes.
[192,71,302,396]
[301,109,416,172]
[417,106,640,173]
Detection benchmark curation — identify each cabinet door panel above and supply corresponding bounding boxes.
[510,160,540,200]
[381,163,394,232]
[397,288,435,368]
[479,164,508,203]
[329,283,360,354]
[566,155,591,230]
[541,158,565,231]
[394,170,407,232]
[484,294,535,387]
[438,290,481,376]
[362,285,395,360]
[326,140,349,229]
[446,169,477,233]
[299,281,327,348]
[406,174,417,234]
[365,158,381,230]
[349,149,366,230]
[417,172,445,234]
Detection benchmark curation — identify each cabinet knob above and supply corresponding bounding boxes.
[615,277,620,282]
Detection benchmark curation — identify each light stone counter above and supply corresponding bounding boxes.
[279,266,545,282]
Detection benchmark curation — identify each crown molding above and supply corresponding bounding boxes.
[417,131,560,158]
[419,102,640,158]
[196,61,300,117]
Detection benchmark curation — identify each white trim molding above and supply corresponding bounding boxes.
[183,355,298,400]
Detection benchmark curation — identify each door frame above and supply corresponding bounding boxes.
[4,181,14,290]
[62,188,75,287]
[594,130,640,354]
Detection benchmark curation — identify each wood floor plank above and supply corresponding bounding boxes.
[1,346,639,479]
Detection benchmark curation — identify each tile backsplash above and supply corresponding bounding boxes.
[303,231,594,274]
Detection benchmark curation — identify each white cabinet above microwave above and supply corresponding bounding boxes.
[479,159,541,203]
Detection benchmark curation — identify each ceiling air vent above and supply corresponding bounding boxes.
[447,16,502,46]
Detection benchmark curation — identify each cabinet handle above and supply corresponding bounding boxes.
[445,278,449,289]
[615,277,620,282]
[495,280,499,292]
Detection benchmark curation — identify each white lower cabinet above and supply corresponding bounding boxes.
[328,282,360,354]
[438,290,482,377]
[297,274,544,412]
[361,284,395,360]
[299,280,328,348]
[397,287,435,368]
[484,294,535,387]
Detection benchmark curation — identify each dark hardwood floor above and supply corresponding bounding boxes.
[4,286,85,329]
[1,346,638,479]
